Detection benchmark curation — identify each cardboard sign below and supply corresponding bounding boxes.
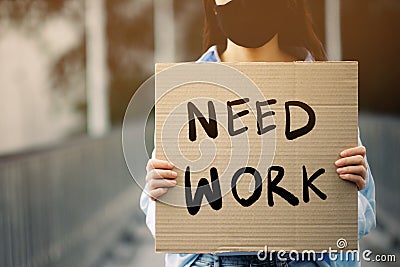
[155,62,358,253]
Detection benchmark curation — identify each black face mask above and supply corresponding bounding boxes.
[215,0,285,48]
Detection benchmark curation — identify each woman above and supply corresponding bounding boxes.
[141,0,376,266]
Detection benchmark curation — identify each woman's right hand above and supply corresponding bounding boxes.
[146,158,177,201]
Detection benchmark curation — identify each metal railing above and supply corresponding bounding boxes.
[0,130,141,267]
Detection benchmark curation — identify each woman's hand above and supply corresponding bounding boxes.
[335,146,367,190]
[146,159,177,200]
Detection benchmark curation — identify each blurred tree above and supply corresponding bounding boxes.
[0,0,85,108]
[174,0,203,61]
[106,0,205,125]
[105,0,154,125]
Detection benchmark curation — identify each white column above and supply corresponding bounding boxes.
[86,0,110,137]
[153,0,176,63]
[325,0,342,61]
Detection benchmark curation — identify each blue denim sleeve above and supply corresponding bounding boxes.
[357,131,376,239]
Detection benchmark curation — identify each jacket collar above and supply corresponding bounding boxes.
[197,45,315,63]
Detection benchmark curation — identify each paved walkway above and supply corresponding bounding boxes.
[93,213,164,267]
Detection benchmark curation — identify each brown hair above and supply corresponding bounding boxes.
[202,0,327,61]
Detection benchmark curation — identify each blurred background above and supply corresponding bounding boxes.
[0,0,399,266]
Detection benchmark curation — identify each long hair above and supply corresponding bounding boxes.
[202,0,327,61]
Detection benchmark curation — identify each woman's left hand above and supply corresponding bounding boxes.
[335,146,367,190]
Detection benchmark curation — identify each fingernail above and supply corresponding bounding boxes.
[340,151,346,157]
[336,168,343,174]
[339,174,346,178]
[168,162,174,168]
[171,180,177,185]
[171,171,178,177]
[335,159,342,166]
